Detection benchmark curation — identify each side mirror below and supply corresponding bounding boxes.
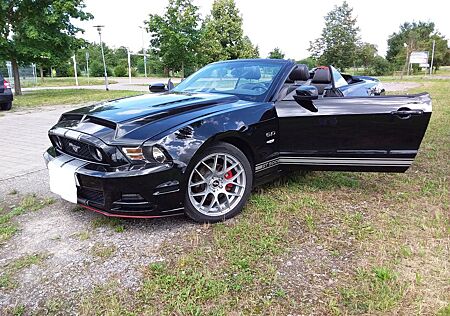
[149,83,167,93]
[293,85,318,112]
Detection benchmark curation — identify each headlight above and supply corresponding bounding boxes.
[151,147,167,163]
[122,146,169,163]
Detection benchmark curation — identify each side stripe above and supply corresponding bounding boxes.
[279,156,412,167]
[255,156,413,172]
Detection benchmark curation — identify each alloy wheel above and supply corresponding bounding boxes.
[188,152,246,216]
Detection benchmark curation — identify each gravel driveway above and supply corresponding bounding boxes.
[0,171,194,312]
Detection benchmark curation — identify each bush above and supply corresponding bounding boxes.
[113,64,127,77]
[368,56,391,76]
[89,61,112,77]
[56,63,80,77]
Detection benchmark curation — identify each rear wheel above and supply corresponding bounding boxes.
[0,102,12,111]
[184,142,252,223]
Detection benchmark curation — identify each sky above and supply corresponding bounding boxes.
[77,0,450,60]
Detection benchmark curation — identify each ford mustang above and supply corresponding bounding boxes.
[44,59,431,222]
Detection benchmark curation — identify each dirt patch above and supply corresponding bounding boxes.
[277,240,352,309]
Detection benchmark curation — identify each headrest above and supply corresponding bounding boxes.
[311,68,331,83]
[232,66,261,80]
[288,64,309,81]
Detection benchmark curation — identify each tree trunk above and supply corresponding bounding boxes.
[40,66,44,81]
[11,59,22,96]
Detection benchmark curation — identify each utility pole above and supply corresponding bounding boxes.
[94,25,109,91]
[401,42,408,79]
[430,39,436,75]
[72,55,79,86]
[139,26,147,77]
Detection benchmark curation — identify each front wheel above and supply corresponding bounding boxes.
[184,142,253,223]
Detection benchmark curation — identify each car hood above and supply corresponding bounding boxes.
[53,92,242,145]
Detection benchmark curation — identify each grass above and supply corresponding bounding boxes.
[91,216,125,233]
[13,89,142,109]
[0,253,47,290]
[340,266,406,313]
[91,243,117,260]
[21,77,117,88]
[10,79,448,314]
[0,194,54,243]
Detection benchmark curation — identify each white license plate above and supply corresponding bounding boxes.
[48,156,86,204]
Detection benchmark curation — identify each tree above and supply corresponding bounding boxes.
[387,22,449,72]
[309,1,360,71]
[296,57,317,69]
[268,47,285,59]
[356,42,377,69]
[199,0,258,64]
[0,0,92,94]
[147,0,201,77]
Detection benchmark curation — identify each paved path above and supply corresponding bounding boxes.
[0,106,77,180]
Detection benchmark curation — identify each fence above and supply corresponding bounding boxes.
[0,62,38,89]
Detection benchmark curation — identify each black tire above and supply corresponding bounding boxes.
[184,142,253,223]
[0,102,12,111]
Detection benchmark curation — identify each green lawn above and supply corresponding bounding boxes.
[21,77,117,88]
[13,89,142,110]
[76,82,448,315]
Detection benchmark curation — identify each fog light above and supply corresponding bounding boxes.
[152,147,167,163]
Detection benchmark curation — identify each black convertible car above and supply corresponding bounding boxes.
[44,59,431,222]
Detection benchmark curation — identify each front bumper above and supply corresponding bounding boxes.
[44,148,185,218]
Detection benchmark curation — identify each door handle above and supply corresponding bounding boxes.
[391,108,423,119]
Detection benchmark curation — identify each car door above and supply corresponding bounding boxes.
[275,93,432,172]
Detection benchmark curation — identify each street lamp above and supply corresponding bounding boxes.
[94,25,109,91]
[139,25,147,78]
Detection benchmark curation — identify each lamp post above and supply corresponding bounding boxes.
[139,25,147,77]
[94,25,109,91]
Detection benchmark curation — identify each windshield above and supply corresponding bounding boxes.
[331,66,348,88]
[173,60,284,101]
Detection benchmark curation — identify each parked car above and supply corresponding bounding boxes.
[0,72,13,111]
[44,59,431,222]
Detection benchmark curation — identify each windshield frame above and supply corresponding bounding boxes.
[173,59,291,102]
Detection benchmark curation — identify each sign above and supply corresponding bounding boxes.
[410,51,429,64]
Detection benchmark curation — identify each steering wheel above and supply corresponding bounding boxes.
[239,82,266,92]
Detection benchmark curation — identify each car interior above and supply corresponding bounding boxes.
[278,65,335,100]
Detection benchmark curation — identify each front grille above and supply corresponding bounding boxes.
[60,138,91,159]
[79,188,105,205]
[52,136,104,163]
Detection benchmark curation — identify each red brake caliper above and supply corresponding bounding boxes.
[224,170,233,191]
